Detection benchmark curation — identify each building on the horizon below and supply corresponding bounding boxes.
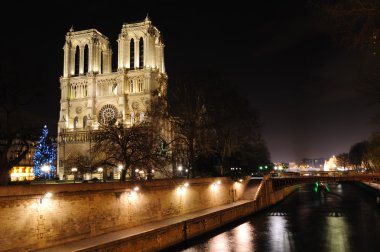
[57,16,167,179]
[301,158,325,170]
[324,155,337,171]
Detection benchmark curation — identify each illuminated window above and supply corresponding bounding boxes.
[84,44,89,73]
[74,46,80,75]
[130,39,135,69]
[139,37,144,69]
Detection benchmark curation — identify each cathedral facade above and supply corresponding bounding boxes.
[57,17,167,179]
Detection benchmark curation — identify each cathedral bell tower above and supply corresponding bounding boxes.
[57,17,167,179]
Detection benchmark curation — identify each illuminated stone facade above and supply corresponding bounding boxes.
[57,16,167,179]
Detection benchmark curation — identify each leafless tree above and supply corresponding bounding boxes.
[336,152,350,169]
[0,68,36,185]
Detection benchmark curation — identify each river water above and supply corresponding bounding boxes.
[169,183,380,252]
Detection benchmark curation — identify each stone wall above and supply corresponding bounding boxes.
[0,177,247,251]
[66,177,298,252]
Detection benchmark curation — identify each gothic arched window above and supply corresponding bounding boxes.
[130,39,135,69]
[84,44,89,73]
[74,116,79,129]
[138,78,143,92]
[83,116,87,128]
[75,46,80,75]
[139,37,144,69]
[100,51,103,74]
[129,79,134,93]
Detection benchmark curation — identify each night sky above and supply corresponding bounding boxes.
[0,1,377,162]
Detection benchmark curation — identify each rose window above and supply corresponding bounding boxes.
[99,104,118,124]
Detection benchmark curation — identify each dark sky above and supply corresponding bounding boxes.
[0,0,377,162]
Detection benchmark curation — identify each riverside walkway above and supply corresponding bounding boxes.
[39,200,252,252]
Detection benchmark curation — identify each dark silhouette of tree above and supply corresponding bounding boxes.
[168,76,212,178]
[336,152,350,169]
[168,74,270,178]
[0,68,36,185]
[349,141,370,170]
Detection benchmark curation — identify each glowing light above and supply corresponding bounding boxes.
[118,165,123,171]
[41,165,51,173]
[133,186,139,192]
[184,182,189,187]
[40,192,53,203]
[177,165,183,171]
[216,180,221,185]
[71,167,78,172]
[97,167,103,173]
[239,179,243,183]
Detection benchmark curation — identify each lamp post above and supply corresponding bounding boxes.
[41,164,51,184]
[97,167,103,182]
[177,165,183,177]
[71,167,78,183]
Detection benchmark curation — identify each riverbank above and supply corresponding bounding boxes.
[38,179,297,251]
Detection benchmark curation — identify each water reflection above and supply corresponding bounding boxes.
[268,216,294,252]
[325,217,350,251]
[179,183,380,252]
[232,222,255,252]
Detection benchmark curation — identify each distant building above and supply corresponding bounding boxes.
[0,135,36,182]
[301,158,325,170]
[323,155,337,171]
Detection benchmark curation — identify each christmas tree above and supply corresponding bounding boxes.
[33,125,56,178]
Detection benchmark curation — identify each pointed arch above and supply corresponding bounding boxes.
[74,46,80,75]
[139,37,144,69]
[83,116,88,128]
[130,38,135,69]
[74,116,79,129]
[84,44,89,73]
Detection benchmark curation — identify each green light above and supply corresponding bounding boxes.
[326,184,330,192]
[314,186,318,192]
[265,165,268,169]
[259,166,263,170]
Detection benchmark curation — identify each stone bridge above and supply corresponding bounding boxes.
[271,173,380,190]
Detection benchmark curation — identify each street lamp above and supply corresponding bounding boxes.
[41,164,51,184]
[71,167,78,183]
[97,167,103,182]
[177,165,183,177]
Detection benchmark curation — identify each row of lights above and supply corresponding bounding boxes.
[39,178,244,203]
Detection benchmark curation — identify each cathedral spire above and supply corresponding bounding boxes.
[145,13,150,22]
[69,25,74,33]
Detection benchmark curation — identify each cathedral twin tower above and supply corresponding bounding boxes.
[57,16,167,178]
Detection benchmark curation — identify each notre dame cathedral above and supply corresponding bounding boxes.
[57,16,167,179]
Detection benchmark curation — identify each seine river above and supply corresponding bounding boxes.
[167,182,380,252]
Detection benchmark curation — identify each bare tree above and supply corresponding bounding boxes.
[336,152,350,169]
[0,68,36,185]
[168,76,214,177]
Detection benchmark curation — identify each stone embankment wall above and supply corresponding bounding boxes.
[78,176,298,252]
[0,177,247,251]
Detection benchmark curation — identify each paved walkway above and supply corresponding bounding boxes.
[39,200,253,252]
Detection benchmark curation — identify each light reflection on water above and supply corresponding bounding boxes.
[179,183,380,252]
[325,217,350,251]
[182,222,254,252]
[268,216,294,252]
